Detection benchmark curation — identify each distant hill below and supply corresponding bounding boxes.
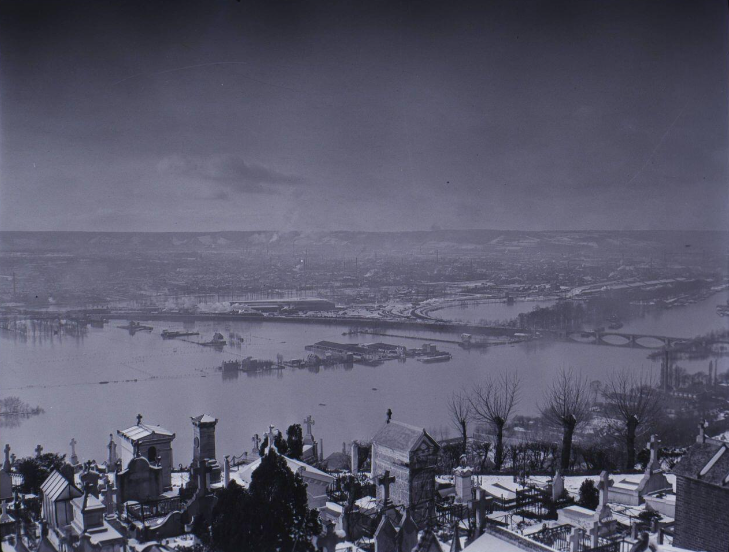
[0,230,726,257]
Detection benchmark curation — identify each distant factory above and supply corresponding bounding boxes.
[229,297,336,313]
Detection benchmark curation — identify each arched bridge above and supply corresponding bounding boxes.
[557,330,690,349]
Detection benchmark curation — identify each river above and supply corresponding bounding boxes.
[1,292,727,466]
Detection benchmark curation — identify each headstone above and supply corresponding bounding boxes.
[552,469,565,502]
[2,445,10,472]
[70,438,79,466]
[374,515,397,552]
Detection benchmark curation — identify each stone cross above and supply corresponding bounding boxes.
[568,527,583,552]
[647,435,660,472]
[266,425,277,453]
[252,434,261,453]
[2,444,10,472]
[378,470,396,506]
[304,415,315,437]
[70,438,78,465]
[136,413,143,425]
[598,471,609,509]
[35,444,43,458]
[589,521,600,548]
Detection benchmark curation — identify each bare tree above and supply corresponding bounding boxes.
[603,367,662,470]
[447,390,471,453]
[469,372,521,471]
[540,367,592,471]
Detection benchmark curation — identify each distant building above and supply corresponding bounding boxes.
[672,428,729,552]
[230,298,335,313]
[371,420,439,523]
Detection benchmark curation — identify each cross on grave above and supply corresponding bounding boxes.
[598,471,610,509]
[251,434,261,453]
[568,527,584,552]
[35,444,43,458]
[136,413,143,425]
[589,521,600,548]
[266,425,277,453]
[304,415,315,437]
[2,444,10,472]
[192,458,213,496]
[647,435,660,472]
[70,438,78,465]
[378,470,396,506]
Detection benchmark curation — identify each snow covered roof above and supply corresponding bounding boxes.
[40,470,82,503]
[372,421,438,453]
[118,422,175,443]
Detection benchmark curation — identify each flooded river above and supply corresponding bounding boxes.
[1,292,727,465]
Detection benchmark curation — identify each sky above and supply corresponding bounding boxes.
[0,0,727,232]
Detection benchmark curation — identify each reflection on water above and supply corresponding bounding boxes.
[0,293,727,463]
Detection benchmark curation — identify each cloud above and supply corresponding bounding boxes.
[157,154,302,194]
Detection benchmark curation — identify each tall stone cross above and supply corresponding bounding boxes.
[378,470,396,506]
[136,413,143,425]
[647,435,660,472]
[70,438,78,465]
[598,471,609,509]
[35,444,43,458]
[304,415,315,437]
[266,425,277,453]
[2,444,10,472]
[252,434,261,453]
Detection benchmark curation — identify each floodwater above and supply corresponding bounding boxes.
[433,299,558,324]
[1,292,727,465]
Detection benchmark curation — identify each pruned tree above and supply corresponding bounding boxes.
[540,367,592,471]
[603,367,662,470]
[447,390,471,453]
[469,372,521,471]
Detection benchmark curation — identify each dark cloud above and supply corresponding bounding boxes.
[157,154,302,194]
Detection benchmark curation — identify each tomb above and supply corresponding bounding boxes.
[371,419,439,523]
[609,435,671,506]
[557,472,616,532]
[40,470,83,531]
[117,415,175,490]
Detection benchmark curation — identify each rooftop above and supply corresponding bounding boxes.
[672,438,729,488]
[372,420,438,453]
[118,422,175,443]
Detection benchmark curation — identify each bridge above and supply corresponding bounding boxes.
[553,330,690,349]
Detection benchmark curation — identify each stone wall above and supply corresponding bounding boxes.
[673,476,729,552]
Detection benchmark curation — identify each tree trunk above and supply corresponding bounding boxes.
[460,420,468,454]
[560,421,576,471]
[494,420,505,471]
[626,415,639,470]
